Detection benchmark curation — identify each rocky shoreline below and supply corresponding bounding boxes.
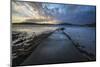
[12,30,56,66]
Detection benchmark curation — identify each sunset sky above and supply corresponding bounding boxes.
[12,1,96,25]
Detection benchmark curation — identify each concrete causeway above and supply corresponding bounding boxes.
[21,30,89,65]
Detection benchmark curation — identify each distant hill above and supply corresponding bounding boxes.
[12,21,96,27]
[12,22,75,26]
[83,23,96,27]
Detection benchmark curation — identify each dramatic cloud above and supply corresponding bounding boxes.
[12,1,96,24]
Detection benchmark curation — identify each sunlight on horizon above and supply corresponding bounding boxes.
[12,1,96,24]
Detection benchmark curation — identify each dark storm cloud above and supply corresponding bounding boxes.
[44,4,96,24]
